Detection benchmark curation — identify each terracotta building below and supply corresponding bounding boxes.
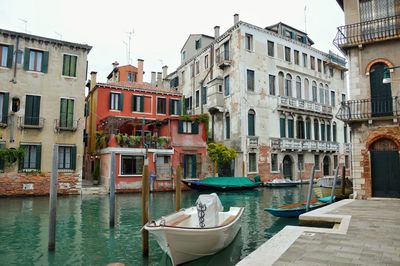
[335,0,400,198]
[85,64,209,192]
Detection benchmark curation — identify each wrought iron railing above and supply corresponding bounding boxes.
[55,119,78,131]
[336,96,400,122]
[270,138,339,152]
[278,96,333,115]
[215,50,231,67]
[18,116,45,129]
[334,15,400,49]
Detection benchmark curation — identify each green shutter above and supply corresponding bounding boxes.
[23,48,30,70]
[18,145,27,171]
[0,143,5,170]
[192,122,199,134]
[67,99,74,128]
[2,92,9,124]
[36,145,41,170]
[248,114,255,136]
[182,96,186,115]
[60,99,67,127]
[63,55,69,76]
[42,51,49,73]
[71,56,77,77]
[119,93,124,111]
[6,45,13,68]
[183,155,188,177]
[169,98,173,115]
[280,118,286,138]
[191,155,197,178]
[32,96,40,125]
[25,95,33,125]
[71,146,77,170]
[177,100,182,115]
[178,121,184,133]
[140,96,144,112]
[288,119,294,138]
[132,95,136,111]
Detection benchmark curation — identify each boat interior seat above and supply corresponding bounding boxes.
[166,214,191,226]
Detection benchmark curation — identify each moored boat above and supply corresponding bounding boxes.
[144,193,244,265]
[181,176,261,191]
[265,178,298,188]
[313,176,353,199]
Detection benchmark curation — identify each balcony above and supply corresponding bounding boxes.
[336,97,400,122]
[55,119,78,132]
[18,116,45,129]
[247,136,258,147]
[278,96,333,116]
[334,15,400,50]
[215,50,232,69]
[96,133,171,150]
[270,138,339,153]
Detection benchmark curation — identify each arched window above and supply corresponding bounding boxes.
[296,76,302,99]
[306,117,311,140]
[304,78,310,100]
[326,121,331,141]
[344,125,348,143]
[319,83,324,104]
[321,120,326,141]
[314,119,319,140]
[288,115,294,138]
[248,109,255,136]
[225,112,230,139]
[324,84,329,106]
[333,122,337,142]
[312,81,317,102]
[278,72,285,96]
[297,116,305,139]
[285,74,292,97]
[280,114,286,138]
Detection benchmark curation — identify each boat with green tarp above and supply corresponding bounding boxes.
[181,176,262,191]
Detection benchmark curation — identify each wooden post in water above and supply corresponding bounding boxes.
[109,152,116,227]
[141,158,150,257]
[48,145,58,251]
[341,166,346,197]
[176,165,182,211]
[330,166,340,203]
[242,160,245,176]
[305,165,316,212]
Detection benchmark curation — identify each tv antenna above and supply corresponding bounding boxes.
[304,5,307,33]
[18,18,28,33]
[125,28,134,65]
[54,31,62,40]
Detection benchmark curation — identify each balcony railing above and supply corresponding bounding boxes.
[334,15,400,49]
[96,133,171,150]
[278,96,333,115]
[215,50,231,68]
[55,119,78,131]
[270,138,339,152]
[18,116,45,129]
[247,136,258,147]
[336,97,400,122]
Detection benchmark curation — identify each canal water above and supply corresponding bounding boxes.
[0,186,309,266]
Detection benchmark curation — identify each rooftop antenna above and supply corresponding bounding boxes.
[304,5,307,33]
[126,28,134,65]
[18,18,28,33]
[54,31,62,40]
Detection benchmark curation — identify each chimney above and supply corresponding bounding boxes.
[214,26,220,38]
[90,71,97,91]
[112,61,119,69]
[151,72,156,86]
[234,14,239,24]
[137,59,144,83]
[162,65,168,79]
[156,72,162,86]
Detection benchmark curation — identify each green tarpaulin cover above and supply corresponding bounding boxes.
[200,177,260,188]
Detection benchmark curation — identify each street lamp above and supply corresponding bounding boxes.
[383,66,400,84]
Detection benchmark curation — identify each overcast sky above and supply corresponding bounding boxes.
[0,0,344,83]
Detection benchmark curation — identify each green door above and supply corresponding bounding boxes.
[283,155,292,179]
[370,63,392,117]
[183,154,196,179]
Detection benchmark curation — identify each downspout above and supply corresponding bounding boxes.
[11,36,20,84]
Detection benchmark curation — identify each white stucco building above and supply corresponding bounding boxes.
[167,14,350,181]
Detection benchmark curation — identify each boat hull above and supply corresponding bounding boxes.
[265,182,298,188]
[264,197,333,218]
[181,179,260,191]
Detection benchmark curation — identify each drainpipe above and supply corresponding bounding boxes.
[11,36,20,84]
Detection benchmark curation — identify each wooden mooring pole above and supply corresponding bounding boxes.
[110,152,116,227]
[330,166,340,203]
[141,158,150,257]
[176,165,182,211]
[48,145,58,251]
[341,166,346,197]
[305,165,316,212]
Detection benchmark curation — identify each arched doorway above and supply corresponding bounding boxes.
[283,155,293,180]
[370,138,400,198]
[323,156,330,176]
[369,63,392,117]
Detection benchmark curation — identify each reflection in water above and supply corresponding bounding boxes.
[0,186,308,265]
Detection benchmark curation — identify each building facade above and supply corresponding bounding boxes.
[0,28,91,196]
[335,0,400,198]
[167,15,351,182]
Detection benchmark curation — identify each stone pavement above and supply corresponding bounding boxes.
[237,199,400,266]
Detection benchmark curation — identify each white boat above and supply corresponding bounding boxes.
[144,193,244,265]
[265,178,298,187]
[313,176,353,199]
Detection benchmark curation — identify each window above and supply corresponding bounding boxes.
[280,115,286,138]
[306,118,311,140]
[331,91,336,107]
[0,92,9,124]
[109,92,123,111]
[329,67,334,77]
[342,94,346,103]
[345,155,349,168]
[314,119,319,140]
[24,49,48,73]
[157,98,167,114]
[284,30,292,38]
[296,76,301,99]
[288,116,294,138]
[20,144,41,171]
[183,154,197,179]
[303,53,308,67]
[170,76,179,88]
[341,70,345,80]
[298,154,304,171]
[248,109,255,136]
[359,0,395,22]
[224,75,230,96]
[321,121,326,141]
[294,50,299,65]
[121,155,144,175]
[284,47,291,62]
[319,83,324,104]
[310,56,315,70]
[204,54,209,69]
[190,64,194,77]
[271,154,278,171]
[178,121,199,134]
[185,96,192,110]
[24,95,41,126]
[59,98,74,128]
[314,154,320,170]
[334,155,338,169]
[127,72,136,82]
[312,81,318,102]
[327,122,331,141]
[58,146,76,170]
[169,99,181,115]
[269,75,276,95]
[247,69,255,92]
[201,87,207,105]
[223,41,230,60]
[225,112,230,139]
[195,39,201,50]
[62,54,77,77]
[245,34,253,51]
[181,51,186,61]
[195,61,200,75]
[344,125,348,143]
[248,153,257,173]
[317,59,322,72]
[333,122,337,142]
[285,74,292,97]
[195,90,199,107]
[132,95,144,112]
[325,86,329,106]
[0,44,13,68]
[267,41,274,56]
[297,117,305,139]
[304,78,310,100]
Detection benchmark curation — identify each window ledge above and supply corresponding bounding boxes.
[26,70,45,75]
[61,75,78,80]
[119,174,143,177]
[58,169,75,173]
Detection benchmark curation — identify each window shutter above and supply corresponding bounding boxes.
[0,143,5,170]
[196,154,201,178]
[63,55,69,76]
[6,45,13,68]
[67,99,74,128]
[71,146,77,170]
[25,96,33,125]
[248,114,255,136]
[109,92,112,110]
[169,98,173,115]
[36,145,42,170]
[23,48,30,70]
[2,92,9,124]
[192,122,199,134]
[178,121,184,133]
[71,56,77,77]
[177,100,182,115]
[132,95,136,111]
[60,99,67,127]
[18,145,27,171]
[140,96,144,112]
[42,51,49,73]
[191,155,197,178]
[280,118,286,138]
[32,96,41,125]
[119,93,124,111]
